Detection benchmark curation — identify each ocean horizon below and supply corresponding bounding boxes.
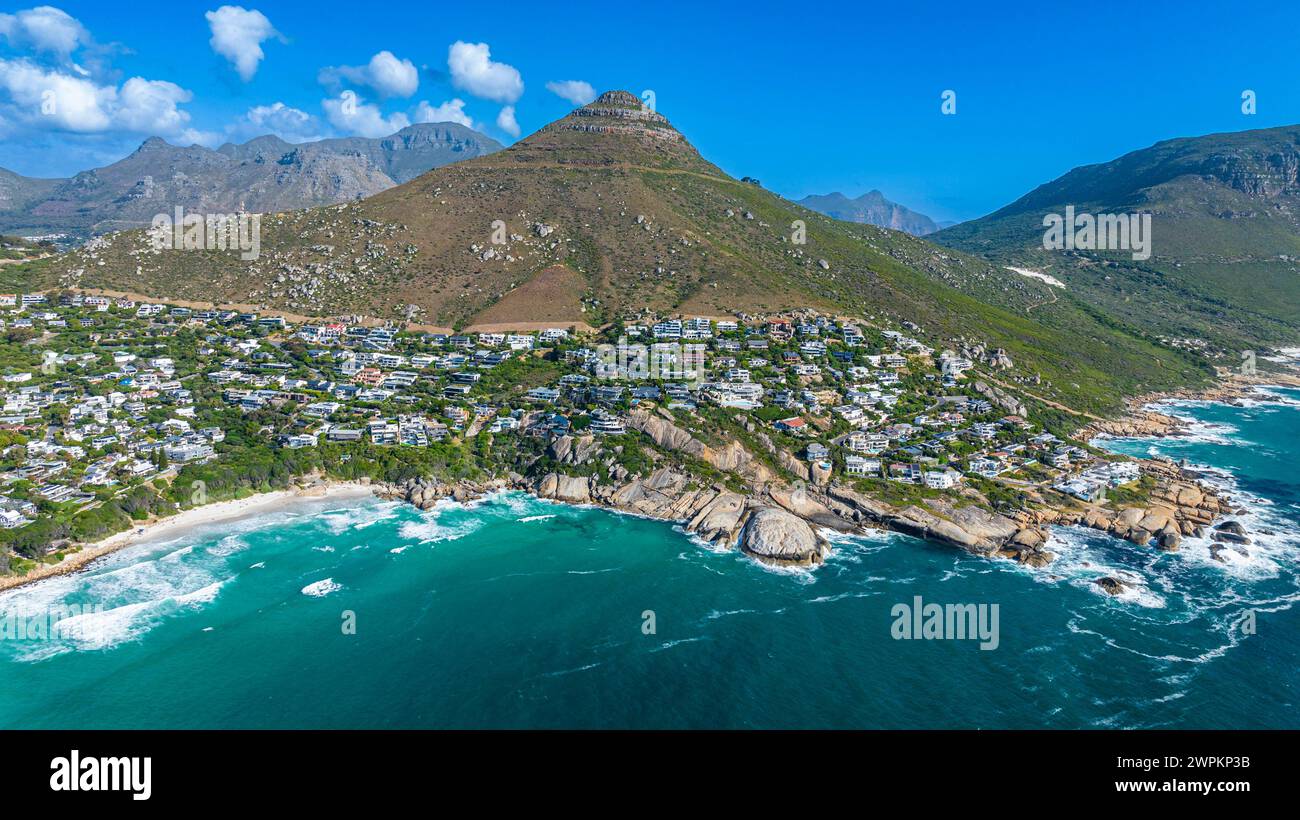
[1,387,1297,730]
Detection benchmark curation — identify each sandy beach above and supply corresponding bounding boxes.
[0,481,377,593]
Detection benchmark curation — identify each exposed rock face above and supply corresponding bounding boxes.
[552,91,686,143]
[687,492,747,545]
[384,476,509,509]
[1032,457,1236,552]
[536,473,592,504]
[1085,410,1185,438]
[626,409,770,483]
[973,380,1028,417]
[741,507,826,566]
[626,411,706,456]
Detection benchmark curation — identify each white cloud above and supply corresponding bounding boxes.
[0,6,90,59]
[319,50,418,98]
[448,41,522,104]
[0,57,209,143]
[413,98,472,128]
[322,90,409,138]
[545,80,595,106]
[495,105,519,138]
[175,127,222,147]
[0,58,111,131]
[114,77,193,135]
[205,6,279,82]
[229,101,323,142]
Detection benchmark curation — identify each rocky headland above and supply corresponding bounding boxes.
[377,407,1248,571]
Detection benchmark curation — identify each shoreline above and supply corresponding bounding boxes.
[0,481,376,594]
[1081,369,1300,439]
[3,372,1292,594]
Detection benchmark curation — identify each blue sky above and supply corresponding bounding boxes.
[2,0,1298,221]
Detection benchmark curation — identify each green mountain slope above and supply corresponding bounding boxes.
[934,124,1300,352]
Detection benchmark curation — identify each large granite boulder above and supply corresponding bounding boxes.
[554,475,592,504]
[687,492,747,544]
[741,507,825,565]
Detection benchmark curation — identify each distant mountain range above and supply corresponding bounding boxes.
[934,124,1300,350]
[797,190,952,235]
[0,123,502,239]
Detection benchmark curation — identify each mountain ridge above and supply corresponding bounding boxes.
[934,123,1300,351]
[798,190,944,235]
[0,122,503,239]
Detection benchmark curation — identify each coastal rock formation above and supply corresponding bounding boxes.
[379,422,1243,578]
[1085,410,1185,438]
[1087,370,1300,440]
[740,507,826,565]
[384,476,509,509]
[1094,576,1127,596]
[687,491,747,545]
[1030,457,1237,551]
[536,473,593,504]
[626,410,707,457]
[626,409,771,482]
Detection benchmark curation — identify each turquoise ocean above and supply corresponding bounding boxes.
[1,387,1297,729]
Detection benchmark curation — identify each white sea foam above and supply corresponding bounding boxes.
[301,578,342,597]
[397,507,484,544]
[650,636,709,653]
[6,576,233,661]
[206,534,249,557]
[320,501,400,534]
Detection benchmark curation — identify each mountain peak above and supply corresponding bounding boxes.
[542,88,683,145]
[590,90,643,108]
[136,136,171,153]
[799,190,941,236]
[479,88,708,172]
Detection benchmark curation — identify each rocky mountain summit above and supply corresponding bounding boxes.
[556,90,685,143]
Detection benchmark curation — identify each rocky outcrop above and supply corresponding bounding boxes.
[1027,458,1237,552]
[973,380,1028,418]
[626,410,707,457]
[740,507,826,566]
[1086,370,1300,440]
[626,409,771,483]
[380,425,1241,578]
[1084,410,1185,438]
[382,476,510,509]
[1094,576,1127,596]
[687,491,747,545]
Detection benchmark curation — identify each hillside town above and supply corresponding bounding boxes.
[0,288,1164,571]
